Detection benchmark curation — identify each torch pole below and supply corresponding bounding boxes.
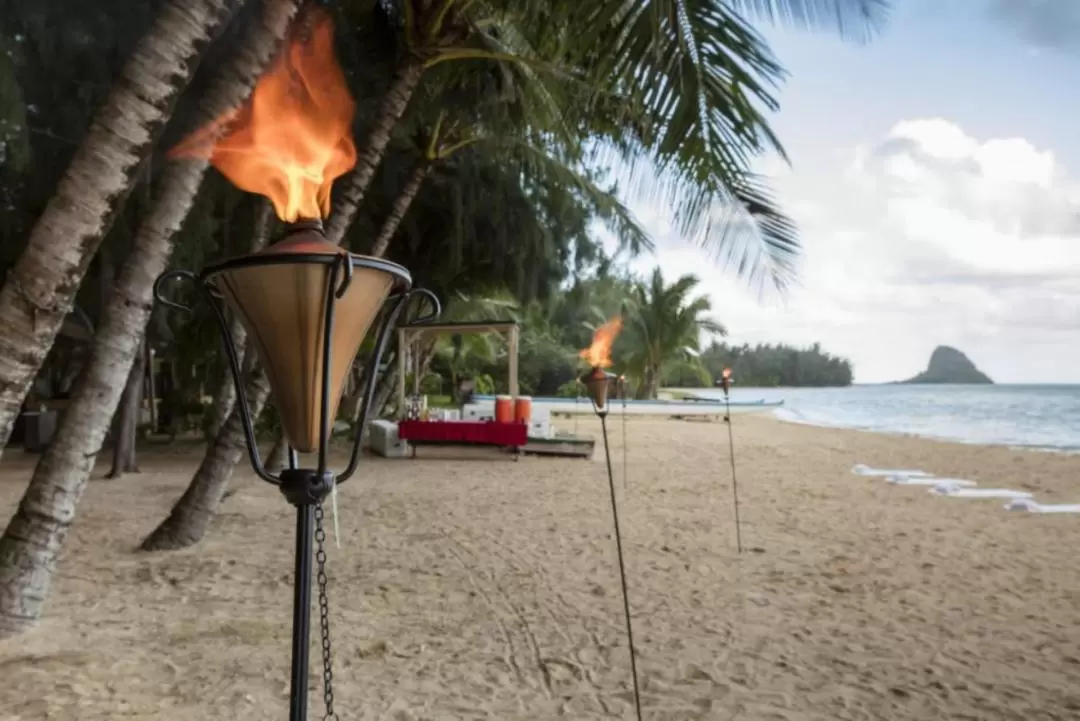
[283,447,314,721]
[599,413,644,721]
[620,381,628,492]
[574,386,581,436]
[722,389,743,554]
[289,504,315,721]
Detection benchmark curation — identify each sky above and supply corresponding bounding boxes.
[618,0,1080,384]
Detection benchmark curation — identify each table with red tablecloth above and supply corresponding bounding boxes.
[397,420,527,451]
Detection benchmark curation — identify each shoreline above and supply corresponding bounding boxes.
[769,408,1080,455]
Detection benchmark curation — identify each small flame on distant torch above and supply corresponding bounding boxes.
[721,367,733,393]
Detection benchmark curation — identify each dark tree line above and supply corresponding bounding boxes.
[668,340,855,388]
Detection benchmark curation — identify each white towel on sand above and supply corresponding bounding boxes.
[887,476,977,487]
[1004,498,1080,514]
[930,484,1032,500]
[852,464,931,478]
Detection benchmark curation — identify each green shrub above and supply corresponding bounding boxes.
[555,379,582,398]
[419,372,443,395]
[474,373,495,395]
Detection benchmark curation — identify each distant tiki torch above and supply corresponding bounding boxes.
[579,317,643,721]
[719,368,743,553]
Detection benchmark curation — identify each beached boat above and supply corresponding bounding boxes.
[470,394,784,417]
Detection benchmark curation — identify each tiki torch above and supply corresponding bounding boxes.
[150,10,442,721]
[719,367,742,553]
[579,318,643,721]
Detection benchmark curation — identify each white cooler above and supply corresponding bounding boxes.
[369,420,410,458]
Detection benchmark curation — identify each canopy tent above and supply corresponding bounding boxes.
[396,320,520,418]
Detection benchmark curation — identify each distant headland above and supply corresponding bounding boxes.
[900,346,993,384]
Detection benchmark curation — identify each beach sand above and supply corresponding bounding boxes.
[1,415,1079,720]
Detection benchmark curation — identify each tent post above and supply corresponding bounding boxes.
[397,328,407,419]
[508,325,519,398]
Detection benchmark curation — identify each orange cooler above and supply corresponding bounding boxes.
[494,395,514,423]
[514,396,532,423]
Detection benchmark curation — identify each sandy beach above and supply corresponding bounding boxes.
[1,415,1079,720]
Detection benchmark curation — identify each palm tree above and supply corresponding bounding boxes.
[0,0,301,638]
[368,55,652,258]
[565,0,888,291]
[622,268,725,399]
[0,0,238,460]
[145,0,891,553]
[323,0,567,244]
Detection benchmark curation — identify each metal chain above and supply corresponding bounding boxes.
[313,503,338,721]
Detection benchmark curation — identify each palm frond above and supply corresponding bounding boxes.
[724,0,890,41]
[571,1,801,291]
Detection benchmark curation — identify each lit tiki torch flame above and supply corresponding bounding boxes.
[721,367,733,395]
[170,7,355,231]
[579,316,623,414]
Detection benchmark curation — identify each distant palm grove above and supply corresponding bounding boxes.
[677,342,854,388]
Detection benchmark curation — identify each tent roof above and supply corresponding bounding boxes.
[400,320,519,335]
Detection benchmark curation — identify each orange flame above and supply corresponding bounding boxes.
[579,316,623,368]
[170,9,357,222]
[722,368,732,380]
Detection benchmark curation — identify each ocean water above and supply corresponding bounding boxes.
[684,384,1080,452]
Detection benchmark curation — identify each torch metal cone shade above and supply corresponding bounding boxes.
[204,227,409,453]
[583,368,615,411]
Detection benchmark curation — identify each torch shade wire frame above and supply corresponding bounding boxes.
[153,254,441,488]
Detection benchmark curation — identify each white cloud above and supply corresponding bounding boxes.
[630,118,1080,383]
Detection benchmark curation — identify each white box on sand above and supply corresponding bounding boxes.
[369,420,409,458]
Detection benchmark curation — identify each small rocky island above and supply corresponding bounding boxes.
[901,346,993,384]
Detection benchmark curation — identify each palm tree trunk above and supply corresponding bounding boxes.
[337,158,426,419]
[341,363,369,423]
[324,59,425,245]
[140,361,272,550]
[0,0,300,639]
[368,160,429,257]
[0,0,237,459]
[207,200,273,438]
[265,430,289,473]
[106,337,147,478]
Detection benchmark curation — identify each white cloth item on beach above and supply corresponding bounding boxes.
[887,475,977,487]
[851,464,932,478]
[1004,498,1080,514]
[929,484,1032,499]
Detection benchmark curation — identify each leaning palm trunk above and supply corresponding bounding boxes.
[141,359,271,550]
[0,0,237,459]
[0,0,300,639]
[106,338,148,478]
[368,160,429,257]
[150,63,425,549]
[265,430,289,473]
[207,201,273,438]
[337,163,427,420]
[323,59,425,245]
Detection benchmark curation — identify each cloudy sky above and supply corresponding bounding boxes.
[621,0,1080,384]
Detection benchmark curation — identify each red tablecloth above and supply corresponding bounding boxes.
[397,420,527,447]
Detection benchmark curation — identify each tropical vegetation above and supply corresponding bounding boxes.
[0,0,887,637]
[421,272,853,399]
